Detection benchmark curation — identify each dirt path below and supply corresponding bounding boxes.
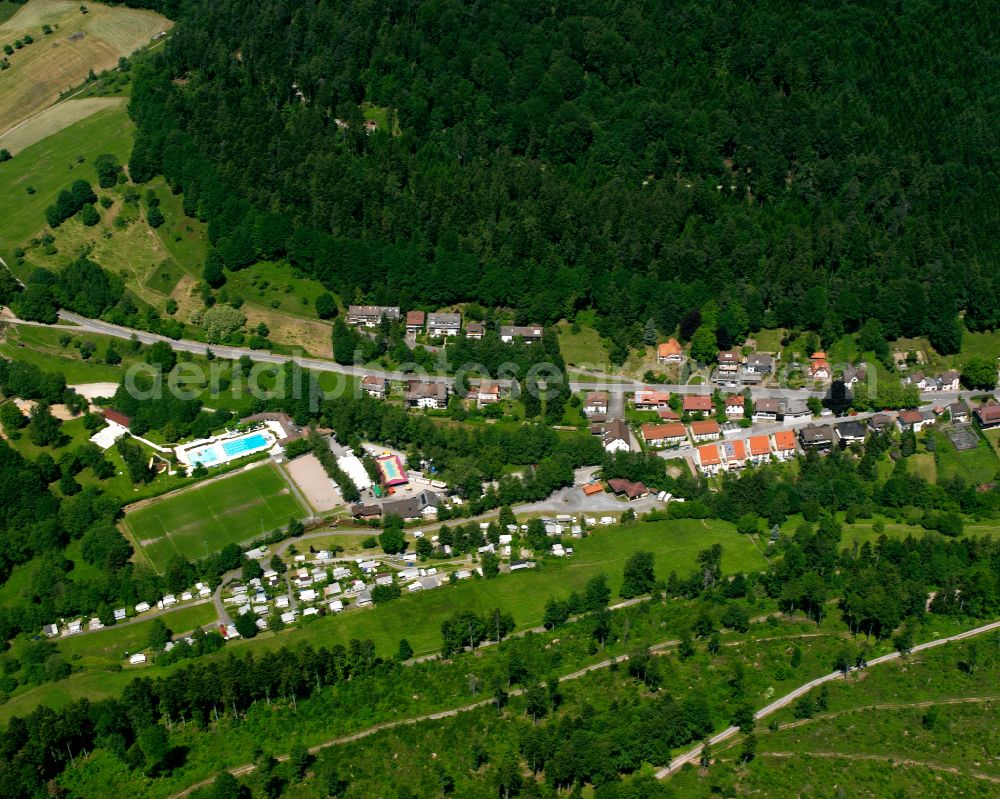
[762,750,1000,784]
[775,694,1000,732]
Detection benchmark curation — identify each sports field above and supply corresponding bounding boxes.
[125,463,307,570]
[0,0,170,133]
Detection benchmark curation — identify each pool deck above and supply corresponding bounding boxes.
[175,427,277,468]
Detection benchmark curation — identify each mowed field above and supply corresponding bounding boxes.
[0,95,123,153]
[125,463,307,570]
[0,0,169,133]
[0,100,132,264]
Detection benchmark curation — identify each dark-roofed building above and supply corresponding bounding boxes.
[350,503,382,519]
[834,420,868,447]
[465,321,484,339]
[868,413,894,433]
[382,490,442,520]
[406,380,449,409]
[753,397,782,421]
[717,350,741,373]
[591,418,631,453]
[427,312,462,337]
[607,478,649,500]
[745,353,773,374]
[499,325,543,344]
[347,305,400,327]
[799,423,834,449]
[949,401,970,424]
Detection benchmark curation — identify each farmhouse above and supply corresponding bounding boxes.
[405,310,425,332]
[689,419,721,442]
[500,325,543,343]
[641,422,688,448]
[584,391,609,416]
[427,312,462,337]
[683,395,714,414]
[347,305,400,327]
[362,375,388,398]
[592,418,631,453]
[406,380,449,409]
[657,338,683,363]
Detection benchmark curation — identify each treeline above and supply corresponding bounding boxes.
[305,428,360,503]
[10,255,183,337]
[125,0,1000,354]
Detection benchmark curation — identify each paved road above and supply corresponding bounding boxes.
[654,617,1000,778]
[5,312,983,408]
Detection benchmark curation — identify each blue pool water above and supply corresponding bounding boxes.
[221,433,268,457]
[191,447,219,465]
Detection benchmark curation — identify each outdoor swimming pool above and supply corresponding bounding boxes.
[178,430,276,467]
[221,433,269,457]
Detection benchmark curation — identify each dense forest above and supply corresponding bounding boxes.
[124,0,1000,355]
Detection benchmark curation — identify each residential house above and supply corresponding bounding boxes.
[683,394,714,414]
[842,365,867,387]
[592,419,631,453]
[719,438,747,469]
[975,403,1000,429]
[689,419,721,442]
[347,305,400,327]
[641,422,688,448]
[868,413,894,433]
[724,394,745,419]
[745,353,773,374]
[949,401,970,424]
[405,380,449,409]
[753,397,782,422]
[939,370,961,392]
[695,443,723,475]
[465,321,484,339]
[634,389,672,409]
[834,420,868,447]
[361,375,388,399]
[809,352,831,381]
[405,310,426,333]
[897,409,930,432]
[717,350,741,373]
[427,312,462,337]
[905,371,929,390]
[657,338,683,363]
[607,478,649,500]
[382,491,442,521]
[657,407,681,421]
[499,325,543,343]
[476,382,501,407]
[799,423,834,449]
[584,391,609,416]
[782,400,812,422]
[747,435,772,463]
[772,430,797,459]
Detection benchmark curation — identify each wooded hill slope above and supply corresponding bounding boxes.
[127,0,1000,353]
